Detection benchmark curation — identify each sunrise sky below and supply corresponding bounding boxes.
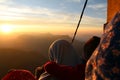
[0,0,107,38]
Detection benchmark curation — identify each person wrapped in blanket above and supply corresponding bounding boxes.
[36,36,100,80]
[85,11,120,80]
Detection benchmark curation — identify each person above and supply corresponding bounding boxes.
[85,12,120,80]
[83,36,100,62]
[38,39,82,80]
[36,36,100,80]
[2,69,36,80]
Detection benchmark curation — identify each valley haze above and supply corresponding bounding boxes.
[0,33,87,79]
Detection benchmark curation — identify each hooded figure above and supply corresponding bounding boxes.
[39,39,82,80]
[49,39,82,66]
[85,12,120,80]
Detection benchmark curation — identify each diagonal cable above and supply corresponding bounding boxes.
[71,0,88,44]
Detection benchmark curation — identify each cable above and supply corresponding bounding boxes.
[71,0,88,44]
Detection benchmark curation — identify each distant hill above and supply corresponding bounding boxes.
[0,33,85,79]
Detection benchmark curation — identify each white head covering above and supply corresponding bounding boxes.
[49,39,82,66]
[39,39,82,80]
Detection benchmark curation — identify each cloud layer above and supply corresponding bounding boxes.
[0,0,106,36]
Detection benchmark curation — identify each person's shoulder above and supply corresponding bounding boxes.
[44,61,58,69]
[44,61,60,73]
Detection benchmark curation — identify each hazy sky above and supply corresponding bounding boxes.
[0,0,107,38]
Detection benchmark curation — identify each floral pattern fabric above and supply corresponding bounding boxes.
[85,12,120,80]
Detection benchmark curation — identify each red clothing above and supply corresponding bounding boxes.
[44,61,86,80]
[2,70,36,80]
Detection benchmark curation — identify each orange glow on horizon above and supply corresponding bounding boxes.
[0,23,103,37]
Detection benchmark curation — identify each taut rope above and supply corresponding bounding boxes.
[71,0,88,44]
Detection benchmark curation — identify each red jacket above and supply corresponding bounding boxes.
[44,61,86,80]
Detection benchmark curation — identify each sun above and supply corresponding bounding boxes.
[1,25,12,33]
